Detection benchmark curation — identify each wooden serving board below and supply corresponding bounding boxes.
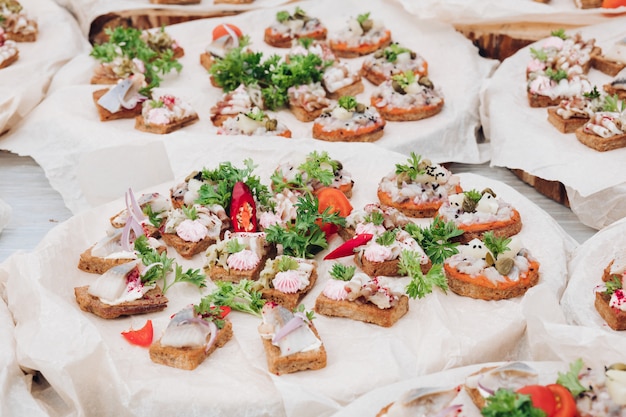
[510,169,570,207]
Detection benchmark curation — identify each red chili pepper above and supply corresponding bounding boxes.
[324,234,373,260]
[230,181,257,232]
[211,305,231,319]
[121,320,153,347]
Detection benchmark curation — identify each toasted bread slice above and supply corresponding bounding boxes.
[289,104,327,122]
[603,84,626,101]
[547,106,589,134]
[134,113,199,135]
[378,189,442,218]
[315,293,409,327]
[312,116,385,143]
[214,0,253,3]
[77,246,136,275]
[74,286,168,319]
[444,259,540,300]
[0,49,18,69]
[207,249,275,283]
[326,79,364,100]
[264,26,327,49]
[149,321,233,370]
[371,96,444,122]
[455,209,523,244]
[594,291,626,331]
[527,90,562,108]
[92,88,143,122]
[150,0,200,3]
[574,0,602,8]
[261,322,326,375]
[575,126,626,152]
[329,30,392,58]
[355,255,431,277]
[161,232,217,259]
[260,269,317,310]
[592,54,626,77]
[4,28,37,43]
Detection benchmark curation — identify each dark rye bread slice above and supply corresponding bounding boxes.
[444,259,540,301]
[594,260,626,331]
[527,90,562,108]
[206,247,276,283]
[355,254,431,277]
[149,320,233,370]
[591,54,626,77]
[92,88,143,122]
[0,50,18,69]
[74,286,168,319]
[261,323,326,375]
[161,232,216,259]
[260,269,317,310]
[454,208,523,244]
[314,293,409,327]
[134,113,199,135]
[546,106,589,134]
[575,126,626,152]
[77,246,135,275]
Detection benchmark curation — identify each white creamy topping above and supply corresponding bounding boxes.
[583,112,625,138]
[288,82,330,112]
[87,261,155,305]
[323,63,360,93]
[605,39,626,65]
[329,17,387,48]
[218,112,289,136]
[372,80,444,109]
[164,205,224,240]
[0,39,17,65]
[316,105,382,133]
[322,279,349,300]
[363,51,427,79]
[142,95,196,125]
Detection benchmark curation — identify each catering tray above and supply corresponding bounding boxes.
[0,138,576,417]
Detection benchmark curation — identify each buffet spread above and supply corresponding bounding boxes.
[2,0,626,416]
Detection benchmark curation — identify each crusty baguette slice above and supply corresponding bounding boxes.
[77,246,136,275]
[444,260,540,300]
[0,50,18,69]
[260,269,317,310]
[92,88,143,122]
[74,286,168,319]
[134,113,199,135]
[592,54,626,77]
[199,52,215,72]
[355,254,431,277]
[575,126,626,152]
[377,189,442,218]
[546,106,589,134]
[149,321,233,370]
[261,322,326,375]
[371,97,444,122]
[314,293,409,327]
[594,291,626,331]
[312,118,385,143]
[326,79,364,100]
[161,232,216,259]
[455,208,523,244]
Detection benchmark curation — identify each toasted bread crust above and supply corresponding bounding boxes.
[161,232,216,259]
[329,30,392,58]
[591,54,626,77]
[377,189,442,218]
[360,65,389,86]
[74,286,168,319]
[0,50,18,69]
[264,27,327,48]
[371,96,444,122]
[207,247,276,283]
[356,254,431,277]
[603,84,626,101]
[260,269,317,310]
[314,293,409,327]
[134,113,199,135]
[575,126,626,152]
[325,79,364,100]
[312,118,385,143]
[77,246,135,275]
[261,322,326,375]
[444,260,540,300]
[214,0,253,3]
[92,88,143,122]
[149,321,233,370]
[527,90,562,108]
[289,104,328,122]
[455,209,523,244]
[575,0,603,8]
[595,291,626,331]
[546,106,588,134]
[199,52,215,72]
[5,29,37,43]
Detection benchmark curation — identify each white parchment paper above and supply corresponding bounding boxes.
[0,0,90,135]
[481,17,626,230]
[0,0,495,214]
[1,139,576,416]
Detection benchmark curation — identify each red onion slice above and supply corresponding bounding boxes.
[126,188,146,223]
[477,376,495,397]
[121,219,133,252]
[272,315,305,344]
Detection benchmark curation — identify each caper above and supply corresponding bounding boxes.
[495,257,515,275]
[294,9,306,19]
[187,171,201,182]
[334,160,343,171]
[360,19,373,32]
[355,103,366,113]
[392,80,404,94]
[462,197,477,213]
[481,188,496,198]
[265,119,278,131]
[418,76,434,89]
[396,172,409,185]
[485,252,495,267]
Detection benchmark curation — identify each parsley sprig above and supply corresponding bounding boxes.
[545,68,568,82]
[329,263,356,281]
[395,152,427,181]
[481,388,546,417]
[383,43,412,62]
[530,47,548,62]
[162,265,206,294]
[194,299,227,329]
[556,358,588,397]
[583,86,601,100]
[483,232,511,259]
[270,151,340,194]
[404,217,463,264]
[603,94,625,113]
[399,251,447,299]
[376,230,396,246]
[201,279,266,317]
[604,275,623,295]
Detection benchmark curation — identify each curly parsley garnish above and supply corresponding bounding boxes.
[483,232,511,260]
[395,152,427,181]
[364,211,384,226]
[399,251,447,299]
[551,28,567,40]
[201,279,266,317]
[271,151,340,194]
[545,68,568,82]
[376,230,396,246]
[556,358,588,397]
[604,275,623,295]
[603,94,625,113]
[277,256,299,271]
[383,43,412,62]
[143,204,165,228]
[293,303,315,321]
[481,388,546,417]
[182,205,198,220]
[583,86,601,100]
[194,299,227,329]
[404,217,463,264]
[338,96,358,111]
[530,47,548,62]
[226,239,245,254]
[329,263,356,281]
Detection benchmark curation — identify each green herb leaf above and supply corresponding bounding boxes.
[194,299,226,329]
[364,211,384,226]
[376,230,396,246]
[383,43,412,63]
[201,279,266,317]
[465,189,482,203]
[277,256,299,272]
[405,217,462,264]
[395,152,426,181]
[482,389,547,417]
[134,235,173,286]
[357,12,371,25]
[551,28,567,40]
[162,265,206,294]
[530,47,548,62]
[182,205,198,220]
[556,358,588,397]
[338,96,358,111]
[329,263,356,281]
[226,239,246,254]
[276,10,290,22]
[400,251,447,299]
[483,232,511,259]
[583,86,601,100]
[545,68,568,82]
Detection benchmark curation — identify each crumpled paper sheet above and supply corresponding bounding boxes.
[480,17,626,230]
[0,0,90,136]
[0,281,52,417]
[0,139,575,417]
[53,0,299,37]
[398,0,626,26]
[0,199,11,234]
[332,361,570,417]
[1,0,495,214]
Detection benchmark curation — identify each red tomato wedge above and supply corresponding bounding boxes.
[316,187,353,237]
[546,384,577,417]
[212,23,243,41]
[121,320,153,347]
[602,0,626,8]
[517,385,557,416]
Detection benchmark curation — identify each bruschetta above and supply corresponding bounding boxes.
[135,95,199,134]
[264,7,327,48]
[217,107,291,138]
[328,12,391,58]
[312,96,385,143]
[361,42,428,86]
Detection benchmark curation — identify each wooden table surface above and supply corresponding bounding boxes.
[0,150,596,263]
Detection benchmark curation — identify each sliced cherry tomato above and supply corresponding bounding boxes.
[602,0,626,8]
[230,181,258,232]
[212,23,243,41]
[546,384,577,417]
[517,385,557,416]
[324,234,373,260]
[121,320,153,347]
[316,187,353,237]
